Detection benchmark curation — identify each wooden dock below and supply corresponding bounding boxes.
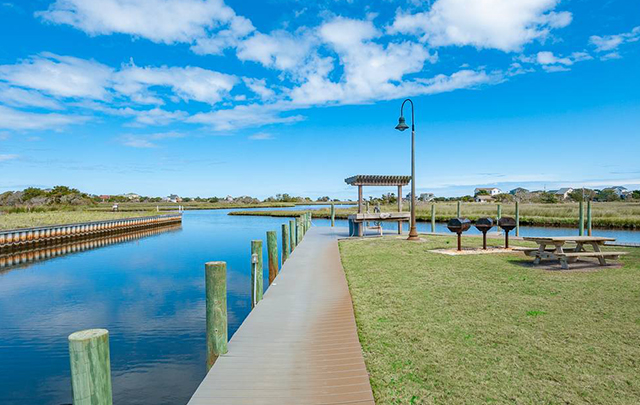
[188,226,374,405]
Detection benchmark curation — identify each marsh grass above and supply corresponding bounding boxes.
[0,211,160,230]
[339,236,640,404]
[230,201,640,229]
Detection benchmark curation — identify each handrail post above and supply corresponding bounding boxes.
[251,241,263,308]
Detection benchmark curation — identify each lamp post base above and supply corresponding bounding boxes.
[407,227,420,240]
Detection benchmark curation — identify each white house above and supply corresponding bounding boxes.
[553,188,574,200]
[604,186,628,197]
[419,193,435,202]
[165,194,182,203]
[474,187,501,196]
[121,192,140,200]
[475,195,493,203]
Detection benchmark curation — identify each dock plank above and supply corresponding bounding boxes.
[187,227,374,405]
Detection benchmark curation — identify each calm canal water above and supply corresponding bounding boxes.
[1,206,638,405]
[0,206,339,405]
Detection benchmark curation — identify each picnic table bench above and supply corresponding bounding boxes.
[517,236,627,269]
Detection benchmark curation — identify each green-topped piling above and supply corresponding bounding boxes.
[267,231,278,285]
[431,204,436,233]
[515,201,520,237]
[68,328,113,405]
[282,223,290,263]
[579,201,585,236]
[330,204,335,227]
[587,200,593,236]
[205,261,228,370]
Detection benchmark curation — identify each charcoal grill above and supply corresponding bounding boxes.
[474,217,494,250]
[447,217,471,251]
[498,217,517,248]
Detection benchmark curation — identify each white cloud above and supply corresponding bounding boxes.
[0,153,19,162]
[188,103,304,131]
[191,15,255,54]
[248,132,274,140]
[518,51,593,72]
[121,136,157,148]
[0,105,87,130]
[113,63,237,105]
[0,53,113,99]
[589,26,640,59]
[536,51,573,65]
[236,30,317,72]
[243,78,276,100]
[389,0,572,52]
[129,108,188,126]
[0,84,62,109]
[37,0,251,46]
[289,17,439,105]
[119,131,185,148]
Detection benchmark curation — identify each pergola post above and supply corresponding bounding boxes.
[358,185,363,214]
[397,185,402,234]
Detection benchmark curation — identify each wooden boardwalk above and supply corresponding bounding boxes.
[187,227,375,405]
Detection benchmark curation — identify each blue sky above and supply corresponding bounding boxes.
[0,0,638,199]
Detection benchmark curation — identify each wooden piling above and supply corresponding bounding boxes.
[457,201,461,217]
[330,204,335,227]
[251,240,263,308]
[497,204,502,221]
[68,329,113,405]
[587,200,592,236]
[267,231,278,285]
[579,201,585,236]
[515,201,520,237]
[431,204,436,233]
[281,224,290,263]
[205,261,228,370]
[289,220,296,251]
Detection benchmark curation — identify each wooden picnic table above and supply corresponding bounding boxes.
[519,236,627,269]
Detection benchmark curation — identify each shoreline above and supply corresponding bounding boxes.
[228,209,640,230]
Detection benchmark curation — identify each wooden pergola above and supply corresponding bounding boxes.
[345,175,411,236]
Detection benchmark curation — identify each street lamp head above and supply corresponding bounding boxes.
[395,116,409,131]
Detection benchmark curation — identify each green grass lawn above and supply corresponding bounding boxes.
[339,236,640,404]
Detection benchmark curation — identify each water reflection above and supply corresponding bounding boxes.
[0,224,182,272]
[0,209,298,405]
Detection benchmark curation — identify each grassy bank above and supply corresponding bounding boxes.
[229,201,640,229]
[0,211,162,231]
[86,201,354,212]
[339,236,640,404]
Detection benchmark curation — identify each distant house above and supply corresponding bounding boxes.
[603,186,628,197]
[419,193,435,202]
[509,187,529,195]
[165,194,182,203]
[553,188,574,200]
[99,195,111,202]
[474,187,501,196]
[121,193,140,200]
[404,192,434,202]
[475,195,494,203]
[224,195,234,202]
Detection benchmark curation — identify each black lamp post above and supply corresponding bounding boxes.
[395,98,419,240]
